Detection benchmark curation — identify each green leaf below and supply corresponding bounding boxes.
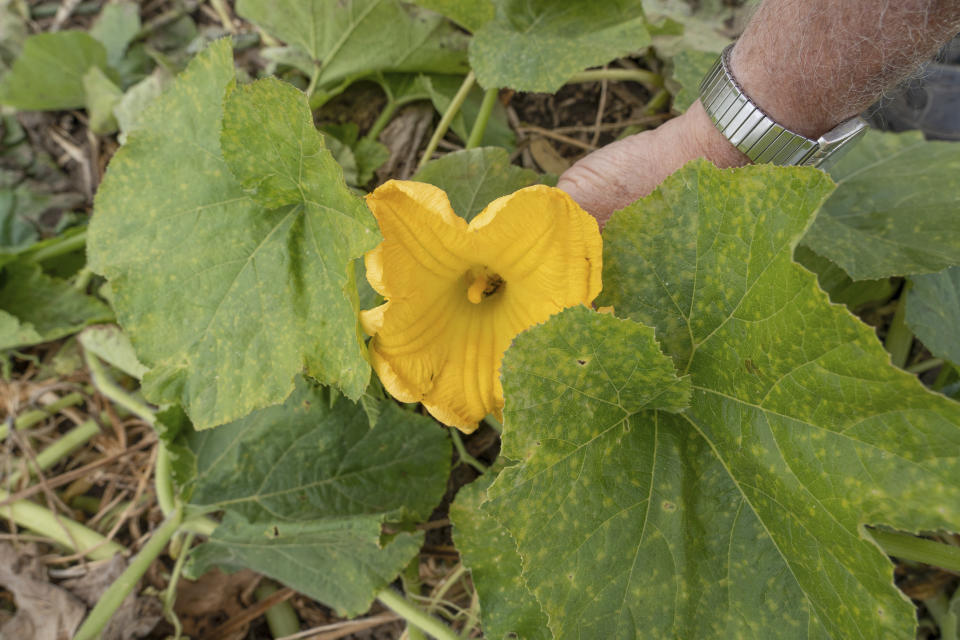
[0,261,112,350]
[469,0,650,92]
[0,32,110,110]
[410,0,494,31]
[189,513,423,617]
[487,159,960,638]
[801,130,960,280]
[420,75,514,150]
[483,305,690,638]
[236,0,469,91]
[668,49,715,112]
[320,123,390,186]
[83,67,123,135]
[794,245,894,310]
[412,147,540,222]
[906,266,960,364]
[183,378,451,616]
[88,40,378,430]
[89,1,141,70]
[645,0,751,56]
[78,325,148,380]
[451,473,551,640]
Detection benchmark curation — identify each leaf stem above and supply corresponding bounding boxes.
[208,0,236,33]
[466,88,498,149]
[377,587,460,640]
[74,505,184,640]
[154,442,176,517]
[449,430,487,473]
[869,528,960,573]
[0,487,124,560]
[5,419,101,488]
[418,72,476,173]
[305,62,322,101]
[907,358,944,375]
[568,68,662,88]
[23,230,86,263]
[885,284,913,368]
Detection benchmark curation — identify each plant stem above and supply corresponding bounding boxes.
[74,505,184,640]
[23,230,86,263]
[377,588,460,640]
[417,72,476,173]
[466,88,498,149]
[886,285,913,368]
[5,419,101,487]
[365,99,399,143]
[154,442,176,517]
[256,581,302,638]
[85,351,156,426]
[568,68,662,88]
[0,391,84,440]
[0,487,124,560]
[449,430,487,473]
[869,528,960,573]
[643,88,671,115]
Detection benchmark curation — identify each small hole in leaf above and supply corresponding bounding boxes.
[576,359,586,366]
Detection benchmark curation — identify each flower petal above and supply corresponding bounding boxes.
[473,185,602,308]
[364,180,471,302]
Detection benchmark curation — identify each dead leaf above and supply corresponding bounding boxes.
[0,543,85,640]
[529,137,571,174]
[61,554,162,640]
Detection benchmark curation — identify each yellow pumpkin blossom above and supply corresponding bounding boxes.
[361,180,602,433]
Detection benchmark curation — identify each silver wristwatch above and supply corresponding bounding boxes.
[699,44,867,169]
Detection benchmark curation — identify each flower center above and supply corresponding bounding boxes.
[466,266,505,304]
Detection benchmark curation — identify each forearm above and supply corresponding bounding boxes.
[731,0,960,137]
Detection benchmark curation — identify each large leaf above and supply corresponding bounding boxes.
[485,161,960,638]
[906,266,960,364]
[0,32,110,110]
[450,473,550,640]
[88,40,378,430]
[469,0,650,92]
[184,378,451,616]
[236,0,469,92]
[0,261,112,350]
[412,147,539,222]
[801,130,960,280]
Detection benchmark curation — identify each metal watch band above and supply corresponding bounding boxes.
[699,44,867,168]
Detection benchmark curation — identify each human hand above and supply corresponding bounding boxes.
[557,101,749,228]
